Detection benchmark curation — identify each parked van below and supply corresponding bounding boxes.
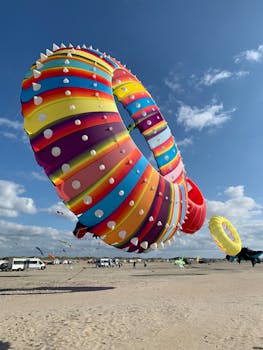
[95,258,120,267]
[95,258,113,267]
[8,257,46,271]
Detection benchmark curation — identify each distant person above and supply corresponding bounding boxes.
[133,261,136,268]
[144,261,147,268]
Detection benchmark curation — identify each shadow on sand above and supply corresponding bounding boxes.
[0,275,32,278]
[132,273,208,277]
[210,268,239,271]
[0,286,115,296]
[0,341,11,350]
[182,266,244,274]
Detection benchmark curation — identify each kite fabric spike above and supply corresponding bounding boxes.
[20,43,206,253]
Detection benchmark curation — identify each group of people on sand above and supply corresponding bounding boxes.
[133,261,147,268]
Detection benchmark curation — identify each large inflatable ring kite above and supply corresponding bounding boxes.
[209,216,242,256]
[21,43,206,253]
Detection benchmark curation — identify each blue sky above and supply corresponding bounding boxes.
[1,0,263,258]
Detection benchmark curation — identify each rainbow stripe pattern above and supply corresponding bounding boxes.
[20,43,202,253]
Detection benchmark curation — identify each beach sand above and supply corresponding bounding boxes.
[0,260,262,350]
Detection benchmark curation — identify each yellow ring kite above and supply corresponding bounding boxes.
[208,216,242,256]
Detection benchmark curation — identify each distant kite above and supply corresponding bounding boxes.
[226,247,263,267]
[35,246,44,255]
[58,240,72,247]
[209,216,242,256]
[174,257,185,268]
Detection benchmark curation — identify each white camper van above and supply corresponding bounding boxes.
[95,258,111,267]
[8,257,46,271]
[95,258,120,267]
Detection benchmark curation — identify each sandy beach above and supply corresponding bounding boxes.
[0,260,262,350]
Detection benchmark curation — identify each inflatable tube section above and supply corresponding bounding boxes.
[181,178,206,234]
[20,43,206,253]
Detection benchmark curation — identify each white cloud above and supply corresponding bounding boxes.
[201,69,233,86]
[0,219,126,258]
[177,137,193,148]
[0,219,71,256]
[0,220,60,240]
[170,185,263,258]
[235,44,263,63]
[204,185,263,252]
[235,70,250,78]
[0,118,25,142]
[0,131,17,140]
[45,202,77,222]
[200,69,249,86]
[177,102,234,131]
[224,185,244,198]
[31,171,48,182]
[206,185,262,222]
[164,72,183,93]
[0,181,261,258]
[0,117,23,130]
[0,180,37,217]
